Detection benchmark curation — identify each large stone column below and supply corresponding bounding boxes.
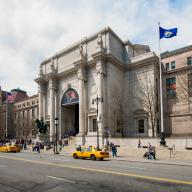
[96,60,105,143]
[49,79,56,142]
[77,66,86,145]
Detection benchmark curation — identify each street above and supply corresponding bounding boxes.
[0,152,191,192]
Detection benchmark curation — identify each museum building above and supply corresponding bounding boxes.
[35,27,160,146]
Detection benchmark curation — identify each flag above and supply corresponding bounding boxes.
[159,27,177,39]
[6,92,14,102]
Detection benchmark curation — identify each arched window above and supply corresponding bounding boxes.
[62,89,79,106]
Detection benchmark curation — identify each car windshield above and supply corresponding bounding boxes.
[94,148,102,151]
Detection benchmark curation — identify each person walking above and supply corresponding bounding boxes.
[111,144,117,157]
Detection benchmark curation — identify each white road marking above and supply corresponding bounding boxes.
[0,164,6,167]
[47,176,76,184]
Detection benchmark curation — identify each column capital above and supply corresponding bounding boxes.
[38,83,46,94]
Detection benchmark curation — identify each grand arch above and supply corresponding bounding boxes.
[60,88,79,137]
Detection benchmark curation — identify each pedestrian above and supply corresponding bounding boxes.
[111,144,117,157]
[36,142,40,153]
[147,143,152,160]
[138,140,141,148]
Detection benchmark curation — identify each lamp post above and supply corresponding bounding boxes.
[54,117,60,154]
[92,95,103,150]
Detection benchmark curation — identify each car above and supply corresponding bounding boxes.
[72,146,109,160]
[0,144,21,153]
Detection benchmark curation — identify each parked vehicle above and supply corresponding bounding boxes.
[0,144,21,153]
[72,146,109,160]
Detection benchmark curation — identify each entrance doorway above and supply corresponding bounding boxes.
[62,104,79,135]
[61,88,79,136]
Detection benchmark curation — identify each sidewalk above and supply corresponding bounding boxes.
[22,148,192,167]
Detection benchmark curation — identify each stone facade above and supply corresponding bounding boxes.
[0,89,14,139]
[0,88,37,140]
[14,94,39,139]
[162,45,192,136]
[35,27,160,147]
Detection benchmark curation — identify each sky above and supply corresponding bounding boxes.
[0,0,192,96]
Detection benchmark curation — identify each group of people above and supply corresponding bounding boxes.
[139,140,156,160]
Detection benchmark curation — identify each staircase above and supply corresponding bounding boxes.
[62,136,77,154]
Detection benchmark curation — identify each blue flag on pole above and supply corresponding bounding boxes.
[159,27,177,39]
[6,92,11,97]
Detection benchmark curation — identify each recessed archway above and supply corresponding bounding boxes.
[61,88,79,136]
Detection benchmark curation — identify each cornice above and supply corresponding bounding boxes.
[126,53,159,71]
[91,50,107,61]
[106,53,125,71]
[56,67,77,80]
[34,76,47,84]
[163,65,192,75]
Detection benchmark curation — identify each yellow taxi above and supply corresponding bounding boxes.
[0,144,21,153]
[72,146,109,160]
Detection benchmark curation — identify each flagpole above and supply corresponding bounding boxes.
[158,22,166,146]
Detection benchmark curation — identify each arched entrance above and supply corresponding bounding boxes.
[61,88,79,136]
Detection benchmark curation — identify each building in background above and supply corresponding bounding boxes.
[0,88,39,140]
[162,45,192,136]
[14,94,39,139]
[0,88,15,139]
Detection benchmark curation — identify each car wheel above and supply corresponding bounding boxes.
[91,155,96,160]
[100,158,104,161]
[5,149,8,153]
[73,154,78,159]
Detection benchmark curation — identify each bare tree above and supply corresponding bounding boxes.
[134,75,158,137]
[176,67,192,103]
[110,84,128,136]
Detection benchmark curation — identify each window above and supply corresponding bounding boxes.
[188,73,192,96]
[166,77,176,98]
[171,61,175,69]
[93,119,97,132]
[166,63,169,71]
[187,57,192,66]
[138,119,144,133]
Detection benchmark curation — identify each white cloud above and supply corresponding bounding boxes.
[0,0,192,95]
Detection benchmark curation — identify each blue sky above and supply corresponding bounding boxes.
[0,0,192,95]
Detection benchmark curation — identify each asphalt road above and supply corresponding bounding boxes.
[0,152,191,192]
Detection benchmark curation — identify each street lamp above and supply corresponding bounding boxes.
[54,117,60,154]
[92,95,103,150]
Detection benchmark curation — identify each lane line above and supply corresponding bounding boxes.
[47,175,75,183]
[0,155,191,185]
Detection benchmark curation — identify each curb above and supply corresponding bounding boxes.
[21,150,192,167]
[110,157,192,167]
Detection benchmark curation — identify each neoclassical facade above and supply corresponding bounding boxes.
[35,27,159,146]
